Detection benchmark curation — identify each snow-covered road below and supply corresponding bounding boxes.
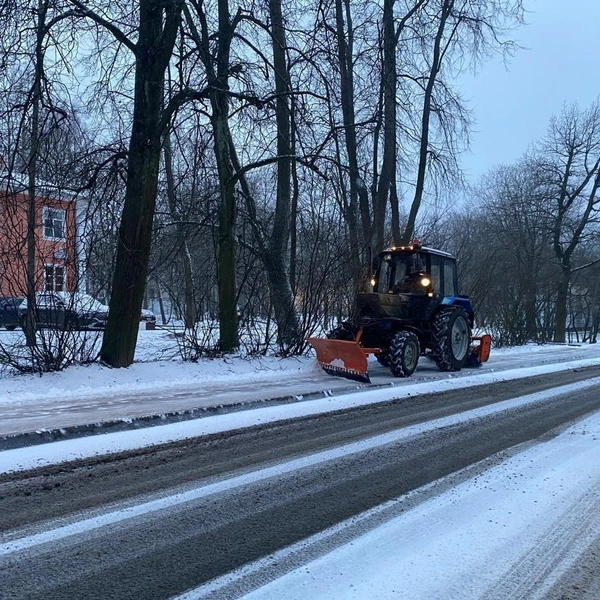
[2,342,600,599]
[240,410,600,600]
[3,365,600,599]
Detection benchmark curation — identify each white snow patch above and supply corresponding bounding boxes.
[0,351,316,406]
[328,359,346,368]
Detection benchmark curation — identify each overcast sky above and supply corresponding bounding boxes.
[459,0,600,182]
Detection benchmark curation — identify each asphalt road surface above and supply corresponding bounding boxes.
[2,365,600,599]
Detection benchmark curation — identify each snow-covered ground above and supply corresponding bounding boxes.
[2,333,600,598]
[0,329,316,405]
[1,330,598,411]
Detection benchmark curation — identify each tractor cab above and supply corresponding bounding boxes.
[353,241,466,328]
[373,243,457,298]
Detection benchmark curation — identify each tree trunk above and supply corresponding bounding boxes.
[289,97,299,294]
[163,133,196,330]
[390,184,400,246]
[267,0,300,346]
[264,252,298,346]
[186,0,241,351]
[211,0,239,351]
[335,0,370,256]
[554,266,570,343]
[155,279,167,325]
[24,0,47,349]
[101,0,182,367]
[373,0,397,253]
[402,0,452,243]
[215,154,238,350]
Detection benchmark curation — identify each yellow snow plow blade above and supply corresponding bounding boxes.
[307,335,374,384]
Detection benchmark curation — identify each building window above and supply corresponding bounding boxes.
[45,265,65,291]
[43,207,66,240]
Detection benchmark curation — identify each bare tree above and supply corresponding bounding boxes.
[52,0,186,366]
[401,0,523,243]
[535,102,600,342]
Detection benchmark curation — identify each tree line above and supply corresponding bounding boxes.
[0,0,597,372]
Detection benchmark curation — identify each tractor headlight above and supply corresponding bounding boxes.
[420,277,431,287]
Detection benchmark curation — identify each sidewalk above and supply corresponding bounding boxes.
[2,343,600,450]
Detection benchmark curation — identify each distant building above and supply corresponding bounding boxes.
[0,170,79,296]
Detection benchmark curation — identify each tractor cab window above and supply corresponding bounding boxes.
[444,261,457,296]
[391,253,427,294]
[376,254,392,293]
[430,264,441,294]
[429,256,441,294]
[392,261,409,290]
[376,252,429,294]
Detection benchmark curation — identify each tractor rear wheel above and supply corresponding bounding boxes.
[326,325,356,341]
[431,307,471,371]
[389,331,420,377]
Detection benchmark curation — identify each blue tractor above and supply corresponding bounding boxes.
[308,240,490,382]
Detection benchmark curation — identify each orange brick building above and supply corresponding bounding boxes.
[0,174,78,297]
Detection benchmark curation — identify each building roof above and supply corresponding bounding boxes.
[0,169,77,202]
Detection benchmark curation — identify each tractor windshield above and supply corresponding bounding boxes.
[376,252,427,294]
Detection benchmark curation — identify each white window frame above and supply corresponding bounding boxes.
[44,264,65,292]
[43,207,66,241]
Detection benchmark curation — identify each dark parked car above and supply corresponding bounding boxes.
[19,292,109,330]
[0,296,24,330]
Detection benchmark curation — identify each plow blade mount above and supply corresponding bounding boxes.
[307,337,371,383]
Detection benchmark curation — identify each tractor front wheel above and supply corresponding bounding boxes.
[431,307,471,371]
[376,352,391,367]
[389,331,420,377]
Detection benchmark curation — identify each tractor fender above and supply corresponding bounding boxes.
[388,323,424,349]
[440,296,474,324]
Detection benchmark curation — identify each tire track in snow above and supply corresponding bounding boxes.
[483,480,600,600]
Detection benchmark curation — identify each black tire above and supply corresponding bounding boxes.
[376,352,391,367]
[5,325,16,331]
[388,331,420,377]
[431,307,471,371]
[326,325,356,341]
